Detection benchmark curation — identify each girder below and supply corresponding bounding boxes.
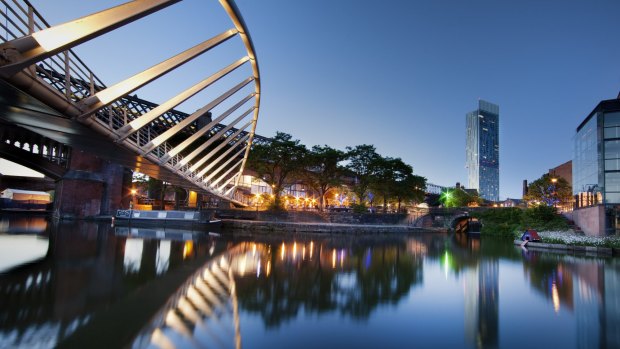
[202,147,247,181]
[180,108,253,169]
[0,0,181,76]
[79,30,240,114]
[140,69,252,153]
[0,0,262,206]
[187,121,253,173]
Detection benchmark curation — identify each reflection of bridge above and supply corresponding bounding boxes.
[0,0,264,216]
[132,246,245,349]
[0,220,232,349]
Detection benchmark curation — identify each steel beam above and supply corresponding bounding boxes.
[80,32,241,113]
[201,147,246,182]
[132,77,254,146]
[224,183,237,197]
[174,107,251,164]
[186,120,252,172]
[212,162,242,189]
[159,93,255,163]
[234,98,259,188]
[0,0,180,76]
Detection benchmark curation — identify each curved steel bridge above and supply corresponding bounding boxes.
[0,0,263,206]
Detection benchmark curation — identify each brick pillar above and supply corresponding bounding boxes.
[54,150,130,218]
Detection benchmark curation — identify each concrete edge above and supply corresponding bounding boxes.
[514,240,614,256]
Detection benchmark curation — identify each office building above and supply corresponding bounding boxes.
[572,95,620,235]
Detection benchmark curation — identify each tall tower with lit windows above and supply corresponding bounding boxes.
[466,100,499,201]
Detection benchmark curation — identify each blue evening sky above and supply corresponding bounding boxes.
[26,0,620,199]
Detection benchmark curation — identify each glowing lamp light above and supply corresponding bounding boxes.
[182,241,194,260]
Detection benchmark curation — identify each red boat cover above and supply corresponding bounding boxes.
[521,229,541,241]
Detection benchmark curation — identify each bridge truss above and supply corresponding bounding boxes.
[0,0,265,205]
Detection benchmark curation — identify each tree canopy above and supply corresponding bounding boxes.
[247,132,307,208]
[302,145,346,210]
[370,156,426,212]
[246,132,426,212]
[524,173,572,206]
[345,144,380,205]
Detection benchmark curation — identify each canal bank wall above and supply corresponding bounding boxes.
[222,219,446,235]
[214,209,426,225]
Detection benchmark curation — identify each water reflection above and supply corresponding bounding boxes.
[0,214,48,234]
[231,237,433,327]
[232,236,620,349]
[520,251,620,349]
[0,218,227,349]
[1,218,620,349]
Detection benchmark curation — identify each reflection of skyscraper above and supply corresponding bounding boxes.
[603,267,620,348]
[478,260,499,348]
[574,270,601,349]
[463,259,499,349]
[463,265,479,345]
[466,100,499,201]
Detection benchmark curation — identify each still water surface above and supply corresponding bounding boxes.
[0,215,619,349]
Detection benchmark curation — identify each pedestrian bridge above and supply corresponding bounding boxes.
[0,0,263,210]
[412,207,488,232]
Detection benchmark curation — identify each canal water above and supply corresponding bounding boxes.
[0,216,619,349]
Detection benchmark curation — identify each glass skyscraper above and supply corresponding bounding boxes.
[466,100,499,202]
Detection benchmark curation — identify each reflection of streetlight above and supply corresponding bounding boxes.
[130,188,137,209]
[254,193,261,213]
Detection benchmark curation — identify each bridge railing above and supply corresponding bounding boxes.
[0,0,263,205]
[0,0,106,102]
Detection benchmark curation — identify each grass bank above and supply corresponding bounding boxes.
[471,205,568,237]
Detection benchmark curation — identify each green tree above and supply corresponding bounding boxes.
[367,157,427,213]
[524,173,572,207]
[247,132,307,209]
[369,156,396,213]
[345,144,380,206]
[394,174,427,212]
[302,145,346,211]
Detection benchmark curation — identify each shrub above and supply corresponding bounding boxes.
[472,208,523,236]
[267,197,286,211]
[522,205,569,231]
[351,203,368,214]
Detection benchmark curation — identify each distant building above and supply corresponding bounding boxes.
[500,198,525,208]
[549,160,572,187]
[572,96,620,235]
[0,188,50,202]
[466,100,499,201]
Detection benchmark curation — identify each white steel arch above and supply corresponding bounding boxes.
[0,0,261,206]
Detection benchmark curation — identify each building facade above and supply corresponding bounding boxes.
[572,97,620,235]
[466,100,500,202]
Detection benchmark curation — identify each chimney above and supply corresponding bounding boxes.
[523,180,528,197]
